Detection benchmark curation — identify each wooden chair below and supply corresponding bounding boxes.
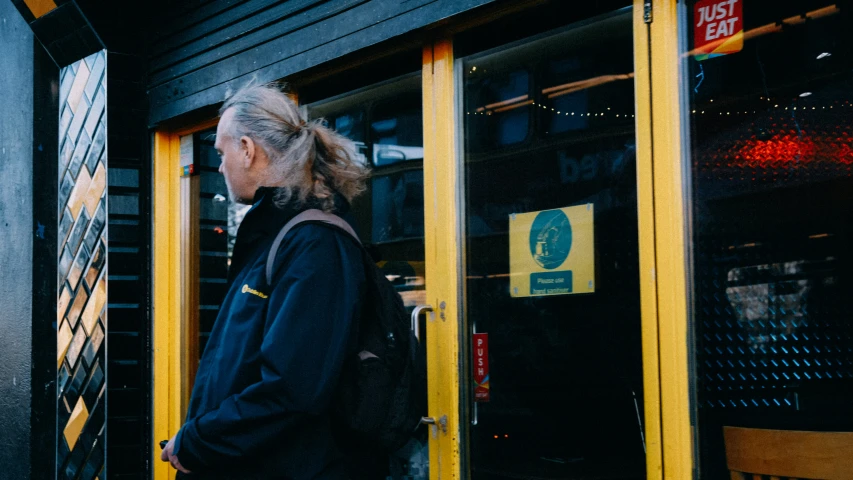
[724,426,853,480]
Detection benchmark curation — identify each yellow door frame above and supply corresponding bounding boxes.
[422,37,464,480]
[152,119,217,480]
[633,2,665,479]
[152,129,182,480]
[421,3,683,476]
[638,0,694,478]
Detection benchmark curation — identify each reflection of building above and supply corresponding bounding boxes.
[726,261,813,350]
[374,144,425,167]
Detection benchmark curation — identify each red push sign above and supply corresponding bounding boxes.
[473,333,490,402]
[694,0,744,61]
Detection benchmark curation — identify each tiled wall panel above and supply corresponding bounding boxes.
[57,50,107,480]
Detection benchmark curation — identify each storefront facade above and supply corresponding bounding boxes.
[5,0,853,478]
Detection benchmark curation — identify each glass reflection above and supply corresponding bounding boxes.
[308,74,428,479]
[196,130,250,358]
[683,0,853,477]
[463,9,644,479]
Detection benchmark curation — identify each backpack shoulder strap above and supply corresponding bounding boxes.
[265,209,361,286]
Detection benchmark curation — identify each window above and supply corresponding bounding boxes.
[681,1,853,476]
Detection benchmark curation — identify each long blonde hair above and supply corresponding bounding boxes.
[220,83,368,212]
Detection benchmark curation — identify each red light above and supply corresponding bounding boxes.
[738,135,816,164]
[734,133,853,167]
[214,226,225,234]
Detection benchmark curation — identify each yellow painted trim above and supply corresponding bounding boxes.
[153,116,222,479]
[633,3,664,479]
[423,38,462,480]
[23,0,56,18]
[173,118,220,137]
[180,172,201,414]
[649,1,694,478]
[152,131,184,480]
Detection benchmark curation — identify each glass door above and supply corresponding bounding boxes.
[305,74,430,480]
[459,9,647,479]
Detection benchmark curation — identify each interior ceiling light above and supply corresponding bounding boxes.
[800,92,813,97]
[817,52,832,59]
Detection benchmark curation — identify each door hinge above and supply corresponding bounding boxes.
[644,1,653,24]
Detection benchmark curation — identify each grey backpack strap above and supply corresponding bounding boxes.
[265,209,361,286]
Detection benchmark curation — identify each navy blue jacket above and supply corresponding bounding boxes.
[174,188,366,479]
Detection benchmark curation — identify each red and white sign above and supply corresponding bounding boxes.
[473,333,490,402]
[694,0,744,61]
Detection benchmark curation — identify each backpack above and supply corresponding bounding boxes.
[265,209,427,452]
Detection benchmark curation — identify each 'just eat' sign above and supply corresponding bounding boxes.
[694,0,743,61]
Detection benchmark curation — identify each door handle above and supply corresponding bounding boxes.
[420,415,448,435]
[411,304,433,342]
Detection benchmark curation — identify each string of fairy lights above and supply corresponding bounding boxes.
[467,104,635,118]
[466,97,853,118]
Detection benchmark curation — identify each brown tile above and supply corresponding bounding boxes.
[66,287,88,329]
[57,320,73,370]
[66,167,92,221]
[81,277,106,336]
[58,285,72,323]
[66,326,86,369]
[83,162,106,217]
[63,397,89,451]
[85,244,103,290]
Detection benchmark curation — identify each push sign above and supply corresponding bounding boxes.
[473,333,490,402]
[694,0,743,61]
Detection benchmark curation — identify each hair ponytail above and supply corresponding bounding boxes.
[220,83,368,212]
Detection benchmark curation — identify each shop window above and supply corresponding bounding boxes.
[461,8,645,478]
[681,0,853,477]
[307,74,426,310]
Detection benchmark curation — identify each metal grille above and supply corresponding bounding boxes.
[56,51,107,479]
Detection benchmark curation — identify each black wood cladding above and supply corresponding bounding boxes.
[147,0,494,126]
[106,52,153,480]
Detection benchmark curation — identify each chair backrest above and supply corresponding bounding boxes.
[724,426,853,480]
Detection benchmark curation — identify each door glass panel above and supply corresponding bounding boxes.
[194,129,250,358]
[680,1,853,477]
[462,9,645,479]
[307,75,426,312]
[184,77,428,478]
[306,74,429,479]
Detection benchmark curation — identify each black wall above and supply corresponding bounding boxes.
[105,52,153,480]
[0,1,34,476]
[147,0,496,125]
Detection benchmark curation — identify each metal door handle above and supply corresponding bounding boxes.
[420,415,448,434]
[411,304,433,342]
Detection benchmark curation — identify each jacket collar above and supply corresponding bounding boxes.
[227,187,350,282]
[246,187,350,227]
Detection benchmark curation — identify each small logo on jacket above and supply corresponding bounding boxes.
[241,284,269,299]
